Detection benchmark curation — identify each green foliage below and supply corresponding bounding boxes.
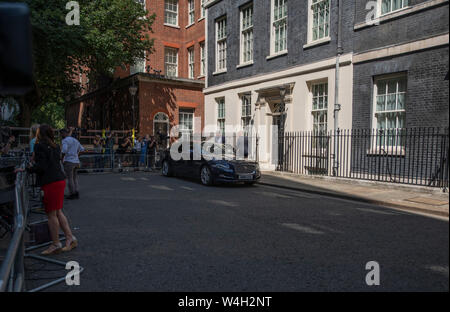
[32,102,66,129]
[5,0,155,125]
[81,0,155,79]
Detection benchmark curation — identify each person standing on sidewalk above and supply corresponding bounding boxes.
[29,124,40,154]
[16,124,77,255]
[60,128,85,199]
[93,134,103,171]
[105,130,115,168]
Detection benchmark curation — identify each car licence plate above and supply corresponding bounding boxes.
[238,174,253,180]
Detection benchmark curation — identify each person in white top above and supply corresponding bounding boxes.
[60,129,85,199]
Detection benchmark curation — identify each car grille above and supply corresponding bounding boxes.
[234,164,256,174]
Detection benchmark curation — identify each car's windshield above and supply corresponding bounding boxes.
[202,142,235,157]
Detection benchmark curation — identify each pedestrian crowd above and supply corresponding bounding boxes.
[91,130,166,170]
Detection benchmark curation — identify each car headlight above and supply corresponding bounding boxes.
[211,163,232,171]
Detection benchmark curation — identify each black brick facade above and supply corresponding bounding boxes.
[207,0,354,87]
[353,47,449,129]
[207,0,449,129]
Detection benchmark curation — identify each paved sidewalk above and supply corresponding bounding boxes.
[260,171,449,218]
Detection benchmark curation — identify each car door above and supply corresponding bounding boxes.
[190,143,204,178]
[169,143,184,176]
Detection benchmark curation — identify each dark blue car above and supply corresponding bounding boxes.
[161,142,260,186]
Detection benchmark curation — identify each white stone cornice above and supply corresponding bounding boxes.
[353,33,449,64]
[203,54,352,95]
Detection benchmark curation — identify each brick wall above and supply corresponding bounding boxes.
[67,74,205,136]
[131,0,206,80]
[353,1,449,53]
[352,46,449,129]
[138,79,204,135]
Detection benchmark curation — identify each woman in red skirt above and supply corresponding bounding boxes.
[18,125,78,255]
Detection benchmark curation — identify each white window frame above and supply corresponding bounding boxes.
[311,82,329,135]
[200,0,206,19]
[240,4,254,66]
[270,0,288,56]
[369,74,407,152]
[217,98,226,134]
[179,108,194,139]
[164,0,179,26]
[307,0,331,44]
[164,47,178,77]
[153,112,170,140]
[200,42,206,76]
[372,73,408,130]
[188,0,195,26]
[135,0,146,10]
[188,47,195,79]
[130,51,146,75]
[377,0,409,17]
[215,17,227,73]
[241,94,252,131]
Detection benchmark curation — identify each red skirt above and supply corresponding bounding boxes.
[41,180,66,213]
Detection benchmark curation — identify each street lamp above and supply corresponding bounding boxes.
[278,86,287,171]
[279,86,286,133]
[129,83,138,147]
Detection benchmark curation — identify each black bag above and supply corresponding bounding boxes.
[29,221,51,244]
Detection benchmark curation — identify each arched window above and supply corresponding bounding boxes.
[153,112,170,148]
[153,112,169,123]
[153,112,169,139]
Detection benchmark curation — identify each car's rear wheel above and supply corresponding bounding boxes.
[162,160,172,177]
[200,166,213,186]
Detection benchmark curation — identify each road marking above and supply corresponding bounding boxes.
[281,223,325,235]
[141,177,149,181]
[256,186,317,199]
[180,186,195,191]
[121,177,136,181]
[425,265,449,278]
[253,191,294,199]
[355,207,399,216]
[208,200,238,207]
[150,185,174,191]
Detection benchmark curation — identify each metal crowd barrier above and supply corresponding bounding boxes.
[0,156,28,292]
[78,149,163,173]
[0,157,84,292]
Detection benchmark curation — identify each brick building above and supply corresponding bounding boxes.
[66,0,207,139]
[352,0,449,130]
[203,0,449,171]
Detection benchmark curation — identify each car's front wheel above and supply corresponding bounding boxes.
[162,160,172,177]
[200,166,213,186]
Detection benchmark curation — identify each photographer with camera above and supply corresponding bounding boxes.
[0,133,15,156]
[93,134,104,171]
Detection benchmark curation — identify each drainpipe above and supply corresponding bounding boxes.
[333,0,343,176]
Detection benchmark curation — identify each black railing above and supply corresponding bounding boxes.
[277,128,449,188]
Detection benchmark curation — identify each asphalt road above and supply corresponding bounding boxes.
[25,172,449,292]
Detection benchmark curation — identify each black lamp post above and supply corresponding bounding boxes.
[278,86,287,170]
[279,86,286,133]
[129,82,138,147]
[129,84,138,127]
